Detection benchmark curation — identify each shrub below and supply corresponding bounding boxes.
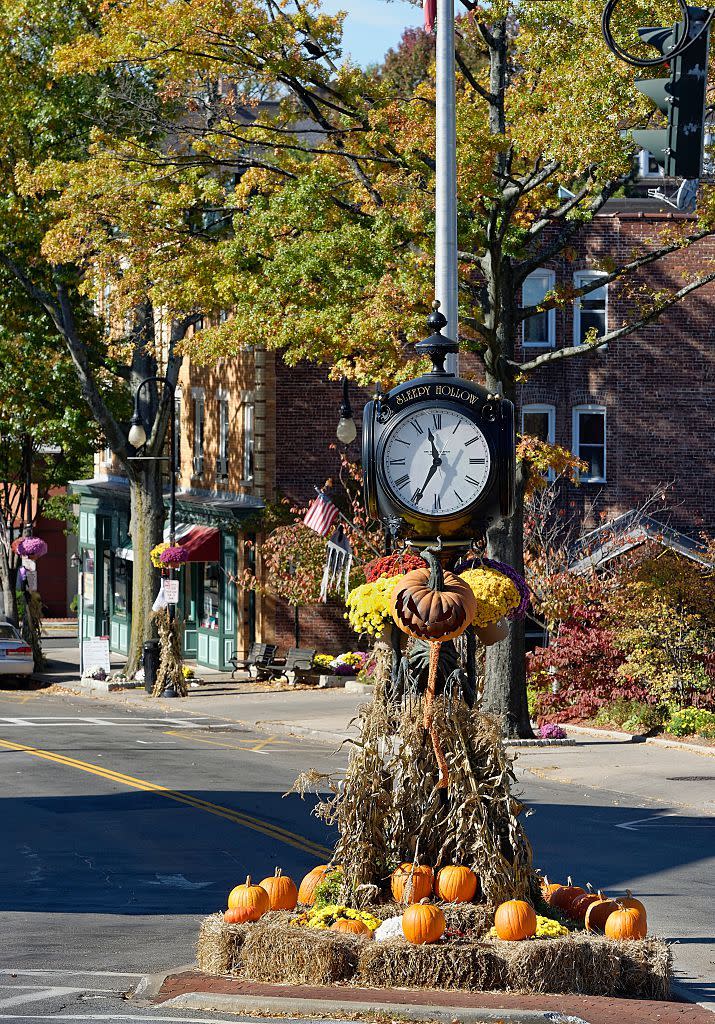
[595,698,665,733]
[666,707,715,739]
[539,723,567,739]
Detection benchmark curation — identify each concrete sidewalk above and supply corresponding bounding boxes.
[137,970,714,1023]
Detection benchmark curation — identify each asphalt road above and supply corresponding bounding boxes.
[0,686,712,1021]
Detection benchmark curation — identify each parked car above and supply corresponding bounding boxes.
[0,623,34,677]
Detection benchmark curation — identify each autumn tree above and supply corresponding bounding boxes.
[0,1,215,671]
[28,0,715,732]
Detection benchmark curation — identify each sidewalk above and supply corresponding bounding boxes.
[137,971,714,1023]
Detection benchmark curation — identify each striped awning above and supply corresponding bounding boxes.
[115,523,219,563]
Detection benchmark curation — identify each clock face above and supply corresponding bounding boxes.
[381,406,491,517]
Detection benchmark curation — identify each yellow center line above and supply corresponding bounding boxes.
[163,729,293,753]
[0,737,332,859]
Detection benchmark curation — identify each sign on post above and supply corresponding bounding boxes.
[83,636,111,674]
[163,579,179,604]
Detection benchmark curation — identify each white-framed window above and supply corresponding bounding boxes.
[522,269,556,347]
[242,391,255,483]
[638,150,664,179]
[573,405,607,483]
[217,393,230,482]
[522,404,556,480]
[573,271,608,345]
[192,388,205,476]
[521,404,555,445]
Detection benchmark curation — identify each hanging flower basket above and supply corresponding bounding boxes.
[150,542,170,569]
[159,545,190,569]
[13,537,48,559]
[457,556,531,623]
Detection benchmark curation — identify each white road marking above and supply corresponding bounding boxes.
[0,717,211,729]
[143,873,212,889]
[0,971,142,979]
[0,987,80,1008]
[616,812,714,831]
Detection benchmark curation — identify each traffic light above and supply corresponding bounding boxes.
[632,6,711,179]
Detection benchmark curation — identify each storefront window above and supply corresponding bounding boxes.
[113,557,132,617]
[201,563,220,630]
[84,551,95,607]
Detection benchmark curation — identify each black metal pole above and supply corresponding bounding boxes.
[168,385,176,625]
[294,604,300,647]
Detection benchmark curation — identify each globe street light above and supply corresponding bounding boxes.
[336,376,357,445]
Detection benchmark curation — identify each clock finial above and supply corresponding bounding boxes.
[415,299,459,376]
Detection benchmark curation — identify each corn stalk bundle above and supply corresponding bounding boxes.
[152,608,188,697]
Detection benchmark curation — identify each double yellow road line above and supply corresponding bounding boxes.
[0,737,331,859]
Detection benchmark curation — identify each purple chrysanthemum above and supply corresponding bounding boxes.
[539,723,567,740]
[159,545,189,566]
[455,555,531,621]
[17,537,48,559]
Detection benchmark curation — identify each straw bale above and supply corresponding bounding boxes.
[357,938,507,991]
[492,933,671,999]
[240,921,362,985]
[196,912,248,976]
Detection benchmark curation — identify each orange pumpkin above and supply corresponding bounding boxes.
[584,892,619,933]
[550,877,586,914]
[298,864,332,905]
[570,892,601,922]
[620,890,647,923]
[331,918,373,937]
[494,899,537,941]
[390,552,478,643]
[259,867,298,911]
[227,875,270,922]
[402,900,446,944]
[224,906,252,925]
[435,865,478,903]
[391,863,434,904]
[605,904,647,941]
[541,876,564,906]
[474,619,509,646]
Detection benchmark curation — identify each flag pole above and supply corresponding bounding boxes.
[434,0,459,374]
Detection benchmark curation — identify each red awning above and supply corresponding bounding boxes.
[181,526,220,563]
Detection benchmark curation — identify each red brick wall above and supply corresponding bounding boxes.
[517,210,715,536]
[35,513,68,617]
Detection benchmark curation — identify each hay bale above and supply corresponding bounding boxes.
[197,913,248,976]
[357,938,506,991]
[241,921,361,985]
[443,902,492,936]
[492,933,672,999]
[617,937,671,1000]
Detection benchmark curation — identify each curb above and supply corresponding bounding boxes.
[156,991,580,1023]
[562,723,715,756]
[131,964,195,1004]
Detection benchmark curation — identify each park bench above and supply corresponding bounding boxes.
[262,647,317,684]
[229,643,278,680]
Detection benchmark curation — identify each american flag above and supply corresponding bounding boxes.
[304,491,339,537]
[424,0,436,32]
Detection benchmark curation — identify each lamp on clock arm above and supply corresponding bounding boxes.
[336,376,357,446]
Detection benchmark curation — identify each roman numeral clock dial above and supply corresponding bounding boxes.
[383,408,491,517]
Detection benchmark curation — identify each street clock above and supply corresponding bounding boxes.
[363,305,515,543]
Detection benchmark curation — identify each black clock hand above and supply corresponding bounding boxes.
[427,427,440,462]
[414,456,441,502]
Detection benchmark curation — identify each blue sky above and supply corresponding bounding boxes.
[319,1,424,66]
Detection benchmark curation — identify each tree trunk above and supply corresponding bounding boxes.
[0,548,18,624]
[483,460,534,739]
[125,464,164,676]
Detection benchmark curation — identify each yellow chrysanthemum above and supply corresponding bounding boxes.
[345,575,403,636]
[460,568,520,628]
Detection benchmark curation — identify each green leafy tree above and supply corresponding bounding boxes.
[18,0,715,730]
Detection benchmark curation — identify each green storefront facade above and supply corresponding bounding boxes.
[72,479,264,671]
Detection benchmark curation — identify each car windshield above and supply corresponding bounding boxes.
[0,625,20,641]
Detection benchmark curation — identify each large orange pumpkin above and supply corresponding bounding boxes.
[402,900,446,944]
[494,900,537,941]
[298,864,333,905]
[391,863,434,904]
[227,875,270,921]
[604,904,647,941]
[435,865,478,903]
[390,552,478,643]
[584,892,619,933]
[331,918,373,938]
[259,867,298,911]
